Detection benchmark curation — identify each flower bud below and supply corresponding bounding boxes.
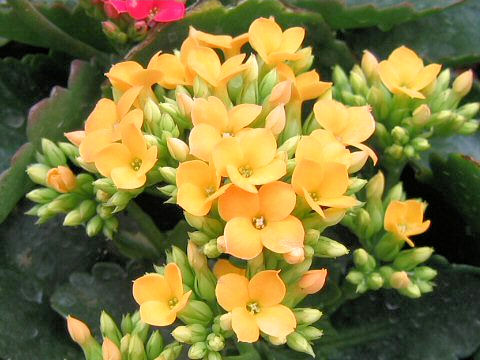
[176,92,194,118]
[206,333,224,352]
[26,188,58,204]
[102,21,127,43]
[453,69,473,98]
[385,144,404,160]
[414,266,437,281]
[390,271,411,289]
[265,105,286,136]
[244,54,258,83]
[193,76,210,98]
[346,270,364,285]
[298,326,323,341]
[103,216,119,239]
[159,341,183,360]
[459,120,479,135]
[219,313,232,331]
[79,199,96,219]
[412,104,431,126]
[332,65,349,90]
[127,334,146,360]
[172,324,207,344]
[228,75,243,102]
[207,351,222,360]
[42,138,66,167]
[128,21,148,41]
[350,69,368,96]
[132,320,150,343]
[102,338,121,360]
[277,134,299,158]
[204,238,221,258]
[399,283,421,298]
[361,50,379,82]
[188,342,207,359]
[269,80,292,106]
[94,178,116,194]
[167,138,189,162]
[286,332,315,357]
[348,177,368,195]
[259,68,278,102]
[366,171,384,200]
[103,1,120,18]
[188,231,210,246]
[393,247,434,271]
[86,215,103,237]
[290,47,314,74]
[293,308,322,325]
[411,137,430,152]
[67,316,92,346]
[157,167,176,185]
[304,229,320,246]
[268,335,287,346]
[146,331,164,360]
[158,184,177,197]
[313,237,349,258]
[353,248,370,268]
[121,314,133,334]
[178,300,214,327]
[100,311,122,347]
[457,102,480,119]
[47,166,77,193]
[367,272,384,290]
[63,209,83,226]
[298,269,328,294]
[391,126,409,145]
[26,163,50,185]
[167,246,194,288]
[283,247,305,264]
[64,130,85,146]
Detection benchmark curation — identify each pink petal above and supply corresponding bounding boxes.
[108,0,128,13]
[152,1,186,22]
[126,0,155,20]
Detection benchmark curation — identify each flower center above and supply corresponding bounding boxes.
[252,216,266,229]
[131,158,142,171]
[246,301,260,314]
[222,132,233,138]
[168,297,178,309]
[205,186,216,196]
[309,192,319,202]
[238,165,253,178]
[398,223,408,233]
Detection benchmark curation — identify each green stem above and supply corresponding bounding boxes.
[224,343,262,360]
[126,201,167,252]
[10,0,109,64]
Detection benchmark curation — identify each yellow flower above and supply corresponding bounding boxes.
[218,182,304,260]
[384,200,431,247]
[46,166,76,193]
[133,263,191,326]
[105,61,163,97]
[94,122,157,189]
[277,63,332,103]
[298,269,328,294]
[377,46,441,99]
[213,259,246,278]
[188,26,249,58]
[147,52,191,90]
[212,128,286,193]
[176,160,230,216]
[291,159,360,217]
[187,46,247,88]
[215,270,296,342]
[314,99,377,164]
[248,17,304,65]
[76,86,143,163]
[189,96,262,161]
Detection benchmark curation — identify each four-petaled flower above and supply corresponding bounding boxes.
[109,0,185,23]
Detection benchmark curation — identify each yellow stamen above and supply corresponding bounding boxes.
[246,301,260,314]
[238,165,253,178]
[168,297,178,309]
[131,158,142,171]
[252,216,266,230]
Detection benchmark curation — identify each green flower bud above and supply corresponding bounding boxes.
[286,332,315,357]
[398,283,421,298]
[389,271,411,289]
[403,145,415,159]
[385,144,404,160]
[42,138,66,167]
[63,209,83,226]
[378,266,394,286]
[416,279,434,293]
[103,216,119,239]
[367,272,384,290]
[383,183,404,206]
[172,325,200,344]
[346,270,364,285]
[304,229,320,247]
[187,342,207,359]
[341,90,366,106]
[58,142,80,161]
[193,77,210,98]
[374,233,403,262]
[452,69,473,98]
[353,248,370,268]
[313,236,349,258]
[293,308,322,325]
[391,126,409,145]
[168,246,194,288]
[158,184,177,197]
[194,271,217,304]
[411,137,430,152]
[48,193,80,213]
[414,266,437,281]
[107,191,132,212]
[100,311,122,347]
[412,104,431,126]
[348,177,367,195]
[332,65,350,91]
[97,204,114,219]
[158,342,183,360]
[146,331,164,360]
[298,326,323,341]
[25,204,41,216]
[167,138,190,162]
[286,158,296,176]
[434,68,451,93]
[207,351,222,360]
[96,189,110,202]
[366,171,385,200]
[457,102,480,119]
[144,98,161,128]
[79,199,96,220]
[219,313,232,332]
[259,68,278,102]
[94,178,117,195]
[188,231,210,246]
[458,120,479,135]
[240,82,258,104]
[277,135,300,158]
[178,300,214,327]
[206,333,224,352]
[203,239,221,258]
[120,334,130,359]
[86,215,103,237]
[121,314,133,334]
[132,320,150,343]
[26,188,59,204]
[26,163,50,185]
[393,247,434,271]
[350,69,368,96]
[228,75,243,103]
[361,50,379,82]
[128,334,147,360]
[268,335,287,346]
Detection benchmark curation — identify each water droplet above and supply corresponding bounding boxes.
[56,292,77,307]
[4,110,25,129]
[21,282,43,304]
[25,327,39,339]
[385,300,400,310]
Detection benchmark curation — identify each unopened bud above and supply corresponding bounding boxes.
[177,300,214,327]
[42,139,66,167]
[146,331,164,360]
[103,338,121,360]
[390,271,411,289]
[86,215,103,237]
[26,188,58,204]
[188,342,207,359]
[121,314,133,334]
[244,54,258,83]
[172,324,207,344]
[412,104,431,126]
[177,92,194,118]
[100,311,122,347]
[46,166,77,193]
[206,333,224,352]
[259,68,278,102]
[399,283,421,298]
[361,50,379,82]
[391,126,409,145]
[298,326,323,341]
[350,69,368,96]
[283,247,305,264]
[159,341,183,360]
[277,135,299,158]
[188,231,210,246]
[290,47,314,74]
[414,266,437,281]
[366,171,385,200]
[346,270,364,285]
[193,76,210,98]
[26,163,50,185]
[269,335,287,346]
[219,313,232,331]
[332,65,349,90]
[67,315,92,346]
[367,272,384,290]
[203,238,221,258]
[265,105,286,136]
[459,120,479,135]
[313,237,349,258]
[127,334,146,360]
[393,247,434,271]
[298,269,327,294]
[453,69,473,98]
[167,138,189,162]
[304,229,320,246]
[293,308,322,325]
[269,80,292,106]
[286,332,315,357]
[348,177,368,194]
[411,137,430,152]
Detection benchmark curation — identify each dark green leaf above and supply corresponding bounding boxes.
[129,0,354,75]
[346,0,480,66]
[51,262,139,336]
[286,0,462,30]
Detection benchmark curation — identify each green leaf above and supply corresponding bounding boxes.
[0,199,105,295]
[0,0,110,61]
[346,0,480,66]
[129,0,355,74]
[262,257,480,359]
[0,267,81,359]
[287,0,462,30]
[51,262,139,336]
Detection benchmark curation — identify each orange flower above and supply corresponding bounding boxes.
[147,52,191,90]
[248,17,304,65]
[189,96,262,161]
[378,46,441,99]
[313,99,377,164]
[76,86,143,163]
[188,26,249,58]
[277,63,331,103]
[176,160,230,216]
[46,166,76,193]
[291,159,360,217]
[298,269,328,294]
[215,270,296,342]
[384,200,431,247]
[187,46,247,88]
[218,182,304,260]
[213,259,246,278]
[94,123,157,189]
[133,263,192,326]
[212,128,286,193]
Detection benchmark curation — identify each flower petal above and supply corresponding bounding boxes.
[215,273,250,311]
[295,70,332,101]
[248,17,282,63]
[224,217,264,260]
[410,63,441,91]
[140,301,176,326]
[291,159,324,195]
[259,181,296,221]
[228,104,262,133]
[121,122,147,158]
[133,273,171,304]
[85,99,117,133]
[248,270,285,307]
[279,27,304,54]
[188,46,221,87]
[341,106,375,144]
[94,143,131,177]
[248,158,286,185]
[261,216,305,254]
[226,165,259,194]
[378,60,401,93]
[117,86,143,119]
[111,166,146,189]
[165,263,184,300]
[213,259,246,278]
[313,99,349,136]
[232,307,260,343]
[176,160,212,189]
[318,162,349,198]
[192,96,229,129]
[255,304,296,338]
[177,182,211,216]
[218,185,260,221]
[125,0,154,20]
[152,1,185,22]
[106,61,144,91]
[189,124,223,162]
[212,137,243,177]
[238,128,277,169]
[138,146,157,175]
[79,129,115,163]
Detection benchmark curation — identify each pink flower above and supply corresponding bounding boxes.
[109,0,185,22]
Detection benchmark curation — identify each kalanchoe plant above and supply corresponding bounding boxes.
[21,15,478,360]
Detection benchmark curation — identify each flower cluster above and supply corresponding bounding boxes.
[24,16,472,360]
